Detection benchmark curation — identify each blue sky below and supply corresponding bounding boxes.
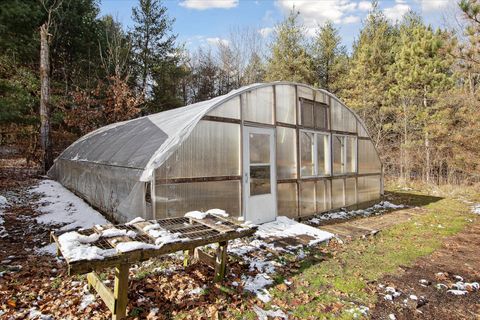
[99,0,460,52]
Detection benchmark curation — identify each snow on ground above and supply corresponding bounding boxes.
[30,180,108,231]
[308,201,406,224]
[471,204,480,215]
[257,216,334,246]
[229,216,334,302]
[0,195,9,238]
[78,293,96,311]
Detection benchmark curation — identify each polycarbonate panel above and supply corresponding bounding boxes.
[315,180,329,212]
[300,181,315,216]
[155,180,241,218]
[325,179,332,210]
[357,175,381,203]
[297,85,314,100]
[333,135,344,174]
[345,177,356,206]
[277,183,298,218]
[300,100,314,127]
[345,136,357,173]
[358,139,382,174]
[275,85,296,124]
[161,120,240,179]
[300,131,315,177]
[276,127,297,179]
[331,99,356,133]
[317,133,330,175]
[242,86,274,124]
[331,178,345,209]
[315,91,328,104]
[357,123,369,137]
[207,96,240,119]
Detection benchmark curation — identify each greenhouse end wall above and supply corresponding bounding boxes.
[153,83,383,221]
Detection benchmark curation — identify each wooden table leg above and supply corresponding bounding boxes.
[112,263,129,320]
[214,241,228,282]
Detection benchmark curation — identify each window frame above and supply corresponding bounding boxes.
[299,98,329,130]
[332,134,357,175]
[299,129,331,178]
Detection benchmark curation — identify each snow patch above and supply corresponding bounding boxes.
[102,227,136,238]
[115,241,158,253]
[78,293,96,311]
[185,211,208,219]
[206,208,229,217]
[471,204,480,215]
[253,305,288,319]
[35,243,57,256]
[257,216,334,245]
[58,231,116,262]
[126,217,145,225]
[243,273,273,302]
[30,180,109,231]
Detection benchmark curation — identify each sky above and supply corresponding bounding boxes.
[99,0,462,52]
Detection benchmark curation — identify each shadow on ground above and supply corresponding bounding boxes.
[384,191,443,207]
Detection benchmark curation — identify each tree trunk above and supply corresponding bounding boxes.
[40,23,53,173]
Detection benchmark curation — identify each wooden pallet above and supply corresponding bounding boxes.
[51,214,256,320]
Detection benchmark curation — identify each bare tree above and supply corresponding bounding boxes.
[39,0,62,173]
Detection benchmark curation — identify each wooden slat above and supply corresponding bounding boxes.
[194,248,216,268]
[191,216,235,233]
[87,272,115,313]
[113,264,129,320]
[56,226,257,275]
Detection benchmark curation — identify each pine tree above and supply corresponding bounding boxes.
[389,13,453,182]
[265,9,314,84]
[130,0,176,99]
[341,3,397,152]
[311,21,347,93]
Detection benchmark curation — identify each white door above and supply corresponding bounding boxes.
[243,126,277,224]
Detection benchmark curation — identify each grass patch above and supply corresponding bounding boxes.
[269,194,475,318]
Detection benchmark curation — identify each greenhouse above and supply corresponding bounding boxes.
[48,82,383,224]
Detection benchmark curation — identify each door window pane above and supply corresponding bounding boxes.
[249,133,270,164]
[300,131,315,176]
[250,165,271,195]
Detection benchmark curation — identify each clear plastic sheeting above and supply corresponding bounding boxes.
[207,96,241,119]
[300,181,315,216]
[154,180,241,218]
[275,84,296,124]
[316,180,331,212]
[300,131,315,177]
[357,175,381,203]
[277,183,298,218]
[242,86,274,124]
[276,126,297,179]
[358,139,382,174]
[159,120,240,179]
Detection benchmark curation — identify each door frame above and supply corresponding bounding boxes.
[242,125,277,223]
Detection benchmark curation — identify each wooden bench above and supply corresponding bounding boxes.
[51,215,257,320]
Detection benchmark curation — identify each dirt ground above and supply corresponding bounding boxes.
[370,215,480,320]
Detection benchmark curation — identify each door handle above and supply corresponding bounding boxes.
[244,172,248,183]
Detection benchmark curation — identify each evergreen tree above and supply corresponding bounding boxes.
[265,9,314,84]
[341,3,397,161]
[389,13,453,182]
[130,0,176,98]
[311,21,347,93]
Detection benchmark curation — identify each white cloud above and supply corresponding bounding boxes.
[342,15,360,24]
[206,37,229,46]
[179,0,238,10]
[420,0,452,11]
[384,3,411,23]
[275,0,362,28]
[258,27,274,38]
[358,1,372,11]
